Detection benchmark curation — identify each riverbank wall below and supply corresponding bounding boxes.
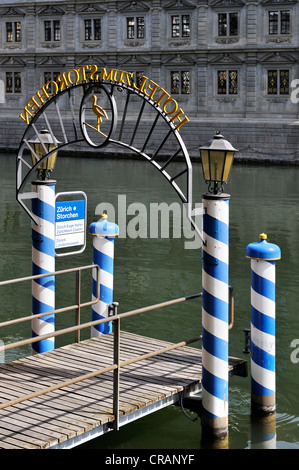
[1,114,298,165]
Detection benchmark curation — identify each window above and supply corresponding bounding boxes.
[171,15,190,38]
[269,10,290,35]
[6,72,21,93]
[127,17,145,39]
[44,20,61,41]
[44,71,60,93]
[6,22,21,43]
[171,71,190,94]
[218,13,238,36]
[84,19,101,41]
[268,70,289,95]
[217,70,238,95]
[135,71,144,89]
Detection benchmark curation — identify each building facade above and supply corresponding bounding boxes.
[0,0,299,161]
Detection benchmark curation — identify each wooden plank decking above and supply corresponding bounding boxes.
[0,331,247,449]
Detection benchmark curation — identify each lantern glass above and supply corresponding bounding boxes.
[29,129,60,179]
[200,149,210,181]
[31,142,58,170]
[209,150,226,182]
[222,151,234,181]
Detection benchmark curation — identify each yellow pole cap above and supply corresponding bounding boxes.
[259,233,267,240]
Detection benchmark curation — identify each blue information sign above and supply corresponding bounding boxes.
[55,200,85,222]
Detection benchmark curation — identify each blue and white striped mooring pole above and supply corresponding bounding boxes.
[89,213,119,336]
[246,233,281,416]
[201,193,230,440]
[31,181,56,354]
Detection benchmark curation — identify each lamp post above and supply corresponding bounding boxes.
[29,129,60,354]
[199,132,238,441]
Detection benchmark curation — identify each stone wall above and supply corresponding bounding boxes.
[2,112,298,165]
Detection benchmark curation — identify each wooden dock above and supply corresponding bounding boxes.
[0,330,247,449]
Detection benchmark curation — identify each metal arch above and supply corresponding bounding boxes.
[16,79,204,241]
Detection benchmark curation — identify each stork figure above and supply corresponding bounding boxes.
[89,95,109,134]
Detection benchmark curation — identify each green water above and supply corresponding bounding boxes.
[0,153,298,449]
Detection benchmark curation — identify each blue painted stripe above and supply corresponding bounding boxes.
[32,197,55,222]
[203,214,229,245]
[32,297,54,317]
[251,376,275,396]
[251,340,275,372]
[202,327,228,362]
[91,311,112,334]
[202,288,228,323]
[92,278,113,302]
[202,367,228,405]
[32,230,55,258]
[251,271,275,302]
[202,252,228,284]
[31,334,54,354]
[251,305,275,336]
[100,284,113,303]
[93,250,114,275]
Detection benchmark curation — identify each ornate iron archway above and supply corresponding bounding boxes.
[16,66,203,241]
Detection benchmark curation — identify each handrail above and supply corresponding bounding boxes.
[0,292,202,352]
[0,264,100,331]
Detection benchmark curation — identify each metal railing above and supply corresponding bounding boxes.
[0,266,234,430]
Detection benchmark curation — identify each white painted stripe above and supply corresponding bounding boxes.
[94,237,114,257]
[32,247,55,271]
[202,271,229,303]
[202,233,228,264]
[33,184,55,206]
[91,326,102,338]
[92,297,108,316]
[251,324,275,356]
[251,260,275,283]
[99,270,113,289]
[32,317,54,336]
[251,359,276,392]
[202,308,228,342]
[202,347,228,381]
[32,280,55,306]
[202,385,228,418]
[251,287,275,318]
[92,268,113,289]
[33,217,55,237]
[204,199,229,225]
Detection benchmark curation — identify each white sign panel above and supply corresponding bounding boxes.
[55,192,87,256]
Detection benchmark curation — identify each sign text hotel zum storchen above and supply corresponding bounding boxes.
[19,65,189,131]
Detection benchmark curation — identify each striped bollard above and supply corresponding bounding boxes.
[89,213,119,336]
[31,181,56,354]
[246,233,281,416]
[201,193,230,440]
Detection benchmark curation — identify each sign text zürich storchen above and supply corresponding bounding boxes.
[19,65,189,131]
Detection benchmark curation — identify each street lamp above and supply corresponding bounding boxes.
[199,131,238,194]
[29,129,60,180]
[199,131,238,443]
